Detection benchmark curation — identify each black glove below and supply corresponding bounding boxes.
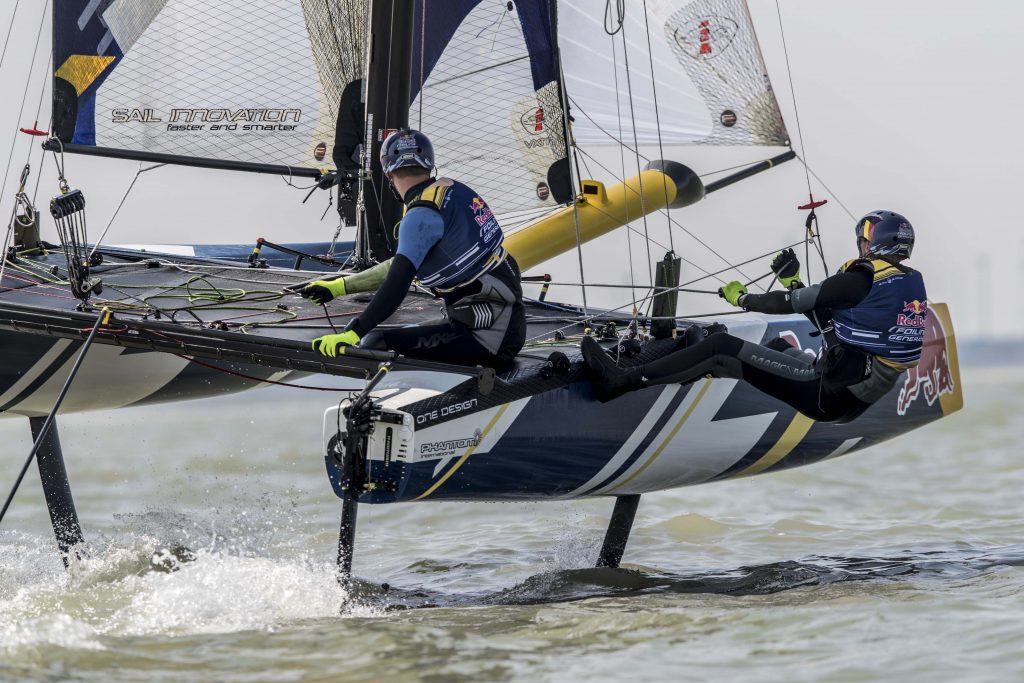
[770,248,801,289]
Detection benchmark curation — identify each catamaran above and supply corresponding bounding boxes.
[0,0,961,579]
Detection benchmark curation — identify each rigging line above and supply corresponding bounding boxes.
[524,240,807,343]
[552,11,591,317]
[21,53,51,171]
[603,0,625,35]
[0,0,22,76]
[0,308,107,531]
[773,0,812,200]
[0,0,49,214]
[419,54,530,90]
[88,163,166,259]
[566,95,647,161]
[640,0,673,253]
[607,20,639,315]
[418,0,425,128]
[699,158,780,178]
[617,16,654,289]
[797,155,857,221]
[573,146,756,288]
[174,352,357,392]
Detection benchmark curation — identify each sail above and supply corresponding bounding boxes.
[558,0,788,147]
[52,0,367,172]
[411,1,571,223]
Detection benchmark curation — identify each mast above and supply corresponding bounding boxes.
[356,0,416,265]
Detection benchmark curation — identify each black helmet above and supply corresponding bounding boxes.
[855,210,914,259]
[380,129,435,174]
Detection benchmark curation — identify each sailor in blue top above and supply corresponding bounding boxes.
[300,129,525,368]
[583,211,927,423]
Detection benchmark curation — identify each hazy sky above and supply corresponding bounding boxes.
[0,1,1020,338]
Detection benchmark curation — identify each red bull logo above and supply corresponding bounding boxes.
[897,307,955,415]
[471,197,494,228]
[897,299,928,328]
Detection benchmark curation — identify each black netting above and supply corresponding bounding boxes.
[664,0,788,146]
[83,0,366,169]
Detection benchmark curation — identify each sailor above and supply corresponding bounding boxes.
[315,78,364,225]
[300,129,526,368]
[582,211,927,423]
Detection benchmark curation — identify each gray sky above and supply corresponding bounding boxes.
[1,0,1020,338]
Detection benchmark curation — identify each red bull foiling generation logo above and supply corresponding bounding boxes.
[896,304,956,415]
[897,299,928,328]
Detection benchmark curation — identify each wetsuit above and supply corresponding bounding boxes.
[587,259,927,423]
[348,177,526,368]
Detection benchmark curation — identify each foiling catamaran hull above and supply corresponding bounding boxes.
[0,241,353,417]
[322,306,962,504]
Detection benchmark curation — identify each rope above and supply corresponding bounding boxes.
[0,1,21,75]
[606,21,640,318]
[554,13,590,317]
[88,163,166,258]
[774,0,813,200]
[173,353,357,392]
[0,0,49,217]
[798,155,857,221]
[774,0,829,279]
[640,0,673,253]
[0,307,108,532]
[617,13,655,290]
[525,239,808,343]
[573,146,762,289]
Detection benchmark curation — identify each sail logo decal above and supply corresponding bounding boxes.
[672,15,739,61]
[517,107,553,149]
[897,307,954,415]
[111,108,302,133]
[519,107,545,135]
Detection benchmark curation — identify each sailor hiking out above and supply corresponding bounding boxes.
[301,129,526,368]
[583,211,927,423]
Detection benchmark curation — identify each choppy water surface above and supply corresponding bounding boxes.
[1,365,1022,682]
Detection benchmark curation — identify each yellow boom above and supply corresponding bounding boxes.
[504,160,704,271]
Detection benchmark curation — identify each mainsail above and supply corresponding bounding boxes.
[52,0,368,173]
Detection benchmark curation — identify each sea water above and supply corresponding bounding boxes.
[1,361,1022,682]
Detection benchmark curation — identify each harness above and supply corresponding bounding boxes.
[818,258,927,406]
[402,178,522,354]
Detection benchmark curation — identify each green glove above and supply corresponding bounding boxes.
[771,248,802,289]
[300,277,347,304]
[718,280,748,307]
[312,329,361,357]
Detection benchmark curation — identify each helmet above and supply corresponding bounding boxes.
[380,129,434,174]
[855,210,914,259]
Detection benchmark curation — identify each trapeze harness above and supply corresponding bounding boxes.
[635,259,928,423]
[359,178,526,367]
